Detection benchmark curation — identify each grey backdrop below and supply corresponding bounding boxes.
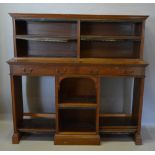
[0,3,155,126]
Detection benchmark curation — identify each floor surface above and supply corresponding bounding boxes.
[0,119,155,151]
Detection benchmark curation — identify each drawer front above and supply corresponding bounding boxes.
[56,66,145,77]
[11,65,56,76]
[10,64,145,77]
[98,66,145,77]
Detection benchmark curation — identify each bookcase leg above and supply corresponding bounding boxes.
[132,78,144,145]
[12,132,21,144]
[134,132,142,145]
[10,76,23,144]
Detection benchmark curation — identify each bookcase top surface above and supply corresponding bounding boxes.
[7,57,148,66]
[9,13,148,21]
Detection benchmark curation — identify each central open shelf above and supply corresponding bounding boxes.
[59,77,97,104]
[58,108,96,132]
[58,76,98,134]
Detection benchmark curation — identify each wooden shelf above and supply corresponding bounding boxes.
[59,103,97,108]
[18,118,55,133]
[81,35,141,41]
[100,126,137,133]
[60,96,96,103]
[16,35,77,42]
[100,115,137,126]
[99,116,137,133]
[23,112,56,119]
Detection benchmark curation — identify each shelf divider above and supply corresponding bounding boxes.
[77,20,81,58]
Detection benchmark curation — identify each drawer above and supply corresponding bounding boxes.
[11,65,56,76]
[55,66,99,75]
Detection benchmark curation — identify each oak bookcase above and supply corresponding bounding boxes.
[7,13,148,145]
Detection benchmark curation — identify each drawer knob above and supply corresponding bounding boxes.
[56,69,60,74]
[29,68,33,73]
[124,70,134,75]
[23,68,26,72]
[62,68,67,73]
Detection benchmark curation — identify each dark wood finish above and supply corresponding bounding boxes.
[8,14,148,145]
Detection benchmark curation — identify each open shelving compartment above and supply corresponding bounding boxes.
[99,77,138,133]
[57,77,98,133]
[58,108,96,133]
[80,20,142,58]
[15,19,78,57]
[18,76,56,134]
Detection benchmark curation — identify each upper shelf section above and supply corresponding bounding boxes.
[10,13,148,58]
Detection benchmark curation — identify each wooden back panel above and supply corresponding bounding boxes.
[81,22,141,36]
[16,20,77,37]
[59,77,96,103]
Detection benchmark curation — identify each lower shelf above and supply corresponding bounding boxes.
[99,116,137,133]
[18,118,55,133]
[17,116,137,134]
